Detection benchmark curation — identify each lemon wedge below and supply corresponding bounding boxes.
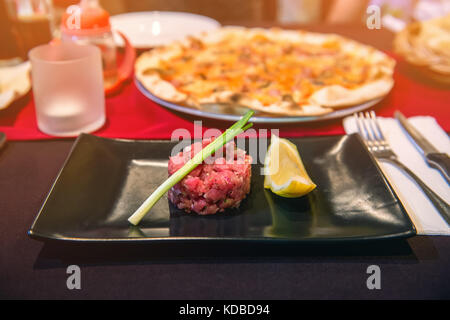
[264,135,316,198]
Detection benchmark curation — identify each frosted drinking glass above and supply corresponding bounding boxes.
[29,42,105,136]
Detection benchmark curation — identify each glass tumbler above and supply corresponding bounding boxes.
[29,42,105,136]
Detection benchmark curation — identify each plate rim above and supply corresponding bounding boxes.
[28,133,416,243]
[135,78,384,124]
[28,229,416,243]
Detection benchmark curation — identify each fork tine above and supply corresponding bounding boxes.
[358,112,375,142]
[369,111,386,141]
[354,112,367,141]
[366,111,389,153]
[364,111,380,142]
[353,113,365,139]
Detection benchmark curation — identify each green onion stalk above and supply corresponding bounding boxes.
[128,111,254,226]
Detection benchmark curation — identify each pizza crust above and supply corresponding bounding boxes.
[138,73,187,103]
[135,45,188,103]
[0,61,31,110]
[309,78,394,108]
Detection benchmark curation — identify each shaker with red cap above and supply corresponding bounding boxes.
[60,0,118,88]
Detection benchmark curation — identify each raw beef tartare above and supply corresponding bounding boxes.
[168,139,252,215]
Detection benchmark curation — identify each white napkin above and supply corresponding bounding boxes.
[343,116,450,235]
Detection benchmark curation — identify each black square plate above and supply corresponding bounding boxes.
[28,133,416,243]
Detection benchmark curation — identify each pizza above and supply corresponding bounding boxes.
[394,14,450,84]
[135,27,395,117]
[0,61,31,110]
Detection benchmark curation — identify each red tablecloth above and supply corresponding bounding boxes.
[1,57,449,141]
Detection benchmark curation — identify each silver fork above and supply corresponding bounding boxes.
[354,111,450,224]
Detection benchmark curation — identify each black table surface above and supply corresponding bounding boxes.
[0,139,449,299]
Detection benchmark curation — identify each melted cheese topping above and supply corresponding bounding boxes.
[154,32,388,106]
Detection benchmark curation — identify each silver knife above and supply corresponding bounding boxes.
[395,111,450,184]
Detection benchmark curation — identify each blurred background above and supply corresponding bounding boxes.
[1,0,449,67]
[60,0,450,24]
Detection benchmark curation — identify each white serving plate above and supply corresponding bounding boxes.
[110,11,221,48]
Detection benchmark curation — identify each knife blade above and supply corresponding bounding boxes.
[395,111,450,184]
